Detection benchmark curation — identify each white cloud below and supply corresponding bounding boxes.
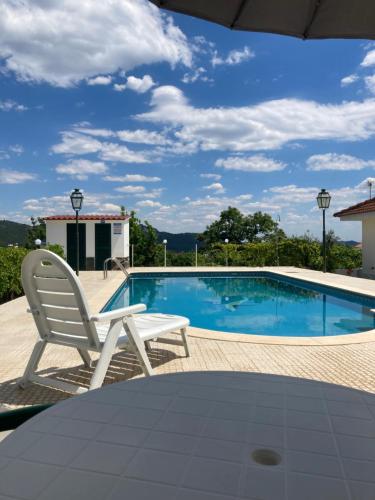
[74,126,169,145]
[23,192,123,216]
[182,67,211,84]
[114,75,155,93]
[0,168,36,184]
[51,132,102,155]
[266,185,319,204]
[0,0,192,87]
[307,153,375,171]
[200,173,221,180]
[8,144,24,155]
[341,74,359,87]
[99,142,151,163]
[115,185,146,194]
[100,203,122,212]
[212,46,254,67]
[0,100,27,112]
[52,131,151,163]
[55,159,108,180]
[136,200,162,207]
[104,174,161,182]
[125,75,155,93]
[113,83,127,92]
[365,75,375,95]
[215,155,286,172]
[74,128,114,138]
[87,75,112,86]
[134,188,164,199]
[203,182,225,194]
[117,129,169,145]
[137,86,375,152]
[361,49,375,67]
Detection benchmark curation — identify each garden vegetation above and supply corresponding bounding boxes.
[0,207,361,304]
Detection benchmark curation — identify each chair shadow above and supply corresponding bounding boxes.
[0,347,180,407]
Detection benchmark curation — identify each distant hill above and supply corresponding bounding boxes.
[155,230,200,252]
[0,219,199,252]
[0,220,30,247]
[342,240,360,247]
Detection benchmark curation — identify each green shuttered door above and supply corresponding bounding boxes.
[66,223,86,270]
[95,223,111,270]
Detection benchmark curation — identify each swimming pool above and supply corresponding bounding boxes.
[103,272,375,337]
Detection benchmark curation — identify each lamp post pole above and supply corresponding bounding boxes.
[75,209,79,276]
[195,243,198,267]
[316,188,331,274]
[224,238,229,267]
[163,239,167,267]
[322,207,326,273]
[70,188,84,277]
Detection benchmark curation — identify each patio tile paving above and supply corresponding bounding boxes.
[1,267,375,408]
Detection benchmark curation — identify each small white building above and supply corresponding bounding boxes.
[44,214,130,271]
[334,199,375,277]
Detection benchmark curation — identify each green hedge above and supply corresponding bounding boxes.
[0,246,64,304]
[160,240,361,271]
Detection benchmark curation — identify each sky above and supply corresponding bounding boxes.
[1,1,375,240]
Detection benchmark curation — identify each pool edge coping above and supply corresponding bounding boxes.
[115,266,375,346]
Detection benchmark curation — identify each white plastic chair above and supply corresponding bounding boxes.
[19,250,190,394]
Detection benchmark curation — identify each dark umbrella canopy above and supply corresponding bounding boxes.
[149,0,375,40]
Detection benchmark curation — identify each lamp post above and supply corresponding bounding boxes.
[275,214,281,267]
[70,188,84,276]
[316,188,331,273]
[195,242,198,267]
[224,238,229,267]
[163,239,167,267]
[34,238,42,249]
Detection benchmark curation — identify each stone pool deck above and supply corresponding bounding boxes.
[1,266,375,408]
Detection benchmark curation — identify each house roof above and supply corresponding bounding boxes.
[43,214,129,221]
[334,198,375,218]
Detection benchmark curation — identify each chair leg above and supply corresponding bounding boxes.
[145,341,152,351]
[181,327,190,357]
[89,319,123,391]
[18,340,47,389]
[128,335,154,376]
[77,348,92,368]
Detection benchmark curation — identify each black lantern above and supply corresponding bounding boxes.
[316,189,331,273]
[316,189,331,210]
[70,188,84,211]
[70,188,83,276]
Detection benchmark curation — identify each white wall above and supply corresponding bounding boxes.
[46,221,67,256]
[362,217,375,275]
[46,219,129,260]
[86,222,95,258]
[112,221,129,258]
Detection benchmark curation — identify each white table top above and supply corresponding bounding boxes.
[0,371,375,500]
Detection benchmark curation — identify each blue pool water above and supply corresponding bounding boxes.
[104,273,375,337]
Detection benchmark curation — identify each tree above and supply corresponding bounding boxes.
[25,217,46,249]
[199,207,246,245]
[129,211,159,266]
[199,207,284,245]
[244,211,284,242]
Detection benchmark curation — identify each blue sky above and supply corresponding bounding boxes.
[1,1,375,240]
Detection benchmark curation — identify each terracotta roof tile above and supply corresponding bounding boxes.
[334,198,375,218]
[43,214,129,221]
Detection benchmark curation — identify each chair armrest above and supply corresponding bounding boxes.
[91,303,146,322]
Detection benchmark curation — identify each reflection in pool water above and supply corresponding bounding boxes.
[104,274,375,337]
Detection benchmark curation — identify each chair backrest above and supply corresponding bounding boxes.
[21,250,100,350]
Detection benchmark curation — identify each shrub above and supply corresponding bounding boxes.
[0,245,64,304]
